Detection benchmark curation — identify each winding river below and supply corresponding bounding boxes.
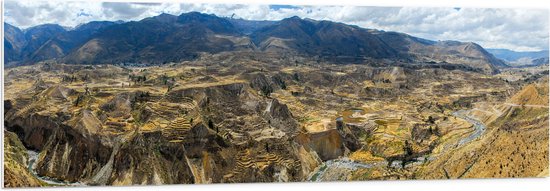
[308,157,388,181]
[307,109,488,181]
[452,110,487,147]
[27,150,85,186]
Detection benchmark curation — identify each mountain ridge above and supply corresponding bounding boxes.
[4,12,506,74]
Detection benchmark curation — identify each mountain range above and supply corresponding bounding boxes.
[4,12,508,74]
[486,48,549,67]
[487,49,549,61]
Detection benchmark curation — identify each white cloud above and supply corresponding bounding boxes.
[3,0,548,51]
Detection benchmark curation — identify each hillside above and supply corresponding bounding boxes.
[376,32,507,73]
[250,16,400,61]
[417,77,548,179]
[4,23,27,63]
[29,21,118,63]
[509,82,549,106]
[63,12,255,64]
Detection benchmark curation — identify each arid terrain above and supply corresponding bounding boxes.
[3,11,549,187]
[3,50,548,186]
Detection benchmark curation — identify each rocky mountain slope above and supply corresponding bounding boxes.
[3,22,116,67]
[375,32,507,73]
[250,16,400,61]
[30,21,118,63]
[4,23,27,63]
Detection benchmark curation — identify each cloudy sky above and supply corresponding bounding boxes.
[4,0,549,51]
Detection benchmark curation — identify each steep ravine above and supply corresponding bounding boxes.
[26,150,84,186]
[4,113,113,185]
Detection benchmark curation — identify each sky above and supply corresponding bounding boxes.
[3,0,549,51]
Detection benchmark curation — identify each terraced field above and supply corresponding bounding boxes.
[3,54,548,186]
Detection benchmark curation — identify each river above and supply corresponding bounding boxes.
[307,157,388,182]
[307,109,488,181]
[27,150,85,186]
[452,110,487,147]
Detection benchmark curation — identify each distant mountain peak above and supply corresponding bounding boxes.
[280,15,308,24]
[287,15,301,20]
[4,22,17,28]
[158,12,174,17]
[74,21,117,31]
[178,11,218,20]
[23,23,66,33]
[145,13,177,23]
[175,11,238,35]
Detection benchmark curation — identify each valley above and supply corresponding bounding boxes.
[3,50,548,186]
[2,10,549,187]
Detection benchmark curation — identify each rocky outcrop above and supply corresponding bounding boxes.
[100,93,133,118]
[109,131,195,185]
[411,123,438,141]
[34,124,113,182]
[5,114,59,151]
[337,124,362,152]
[249,73,276,96]
[264,99,299,134]
[295,129,345,161]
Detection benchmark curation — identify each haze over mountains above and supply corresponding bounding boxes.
[487,49,549,67]
[4,12,511,73]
